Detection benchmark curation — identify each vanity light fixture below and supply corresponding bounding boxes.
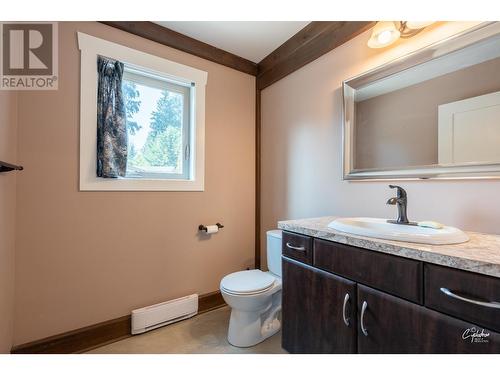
[368,21,435,48]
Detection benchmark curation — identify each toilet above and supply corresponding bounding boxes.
[220,230,282,347]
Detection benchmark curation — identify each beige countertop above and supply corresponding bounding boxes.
[278,216,500,278]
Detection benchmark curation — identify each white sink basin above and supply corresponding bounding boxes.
[328,217,469,245]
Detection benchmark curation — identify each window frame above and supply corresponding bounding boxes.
[122,68,192,181]
[77,32,207,191]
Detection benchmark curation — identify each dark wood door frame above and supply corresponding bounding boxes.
[255,88,262,268]
[100,21,375,270]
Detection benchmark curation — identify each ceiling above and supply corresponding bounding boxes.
[155,21,310,63]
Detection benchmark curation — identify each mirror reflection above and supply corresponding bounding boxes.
[346,28,500,174]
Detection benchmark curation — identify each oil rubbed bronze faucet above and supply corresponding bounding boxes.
[386,185,415,225]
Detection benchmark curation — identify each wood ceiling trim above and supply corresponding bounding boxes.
[100,21,258,76]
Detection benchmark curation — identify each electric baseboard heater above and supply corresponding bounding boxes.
[131,294,199,334]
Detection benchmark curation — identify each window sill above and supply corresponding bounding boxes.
[80,177,204,192]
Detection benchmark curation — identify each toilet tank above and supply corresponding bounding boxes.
[266,230,282,277]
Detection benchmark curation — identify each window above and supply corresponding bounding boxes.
[122,68,192,180]
[78,32,207,191]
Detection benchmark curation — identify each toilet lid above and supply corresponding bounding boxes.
[220,270,275,294]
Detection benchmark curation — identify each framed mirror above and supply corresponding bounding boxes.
[343,22,500,180]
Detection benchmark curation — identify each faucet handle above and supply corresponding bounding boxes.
[388,185,407,199]
[386,197,398,205]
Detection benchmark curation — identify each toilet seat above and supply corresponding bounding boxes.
[220,270,276,295]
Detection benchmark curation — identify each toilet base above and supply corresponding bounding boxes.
[227,302,282,348]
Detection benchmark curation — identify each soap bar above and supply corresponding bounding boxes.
[418,221,444,229]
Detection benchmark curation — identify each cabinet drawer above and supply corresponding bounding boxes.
[282,231,313,264]
[314,239,422,303]
[425,264,500,332]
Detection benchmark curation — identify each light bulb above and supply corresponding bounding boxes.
[377,30,393,44]
[367,22,401,48]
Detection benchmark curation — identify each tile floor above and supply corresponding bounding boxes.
[86,306,287,354]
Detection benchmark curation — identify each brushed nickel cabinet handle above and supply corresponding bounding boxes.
[342,293,350,327]
[440,287,500,309]
[286,243,306,251]
[360,301,368,336]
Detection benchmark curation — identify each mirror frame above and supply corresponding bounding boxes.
[342,22,500,180]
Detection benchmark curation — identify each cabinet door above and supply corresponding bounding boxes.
[282,257,357,353]
[357,284,500,354]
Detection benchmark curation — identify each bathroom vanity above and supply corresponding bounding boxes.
[278,217,500,354]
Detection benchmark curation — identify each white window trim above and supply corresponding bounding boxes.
[77,32,207,191]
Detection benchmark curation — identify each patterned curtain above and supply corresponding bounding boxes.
[96,56,128,178]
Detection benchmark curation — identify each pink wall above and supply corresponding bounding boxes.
[0,91,17,353]
[14,22,256,345]
[260,22,500,268]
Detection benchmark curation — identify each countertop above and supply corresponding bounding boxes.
[278,216,500,278]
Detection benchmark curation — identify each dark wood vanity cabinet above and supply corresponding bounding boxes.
[281,232,500,354]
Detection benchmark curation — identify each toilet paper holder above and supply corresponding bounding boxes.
[198,223,224,232]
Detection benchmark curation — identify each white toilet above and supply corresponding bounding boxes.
[220,230,282,347]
